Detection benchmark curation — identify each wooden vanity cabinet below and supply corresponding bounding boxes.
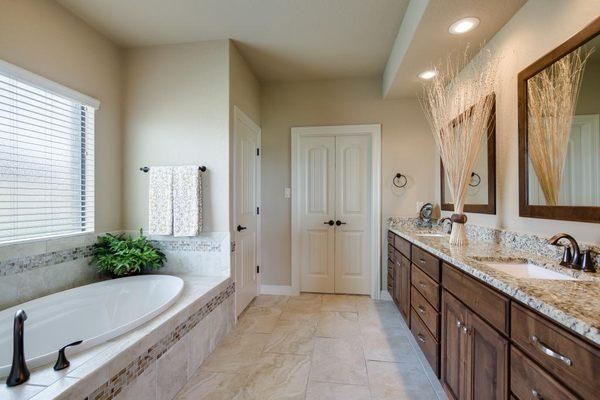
[387,231,411,325]
[441,291,508,400]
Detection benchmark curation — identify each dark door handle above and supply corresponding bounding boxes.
[237,225,247,232]
[324,220,334,226]
[335,220,347,226]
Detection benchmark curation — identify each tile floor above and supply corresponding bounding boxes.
[175,293,447,400]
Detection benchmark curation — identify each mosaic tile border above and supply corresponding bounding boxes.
[151,239,221,252]
[85,282,235,400]
[0,245,93,277]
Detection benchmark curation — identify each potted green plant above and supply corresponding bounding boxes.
[90,229,166,278]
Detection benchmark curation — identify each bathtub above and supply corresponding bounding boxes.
[0,274,184,377]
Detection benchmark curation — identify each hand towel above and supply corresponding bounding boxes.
[148,166,173,235]
[173,166,203,236]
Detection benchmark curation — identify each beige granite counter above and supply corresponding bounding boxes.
[388,221,600,346]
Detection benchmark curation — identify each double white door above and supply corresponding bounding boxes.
[297,134,371,294]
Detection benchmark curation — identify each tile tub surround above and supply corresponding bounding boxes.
[388,218,600,345]
[0,276,234,400]
[0,232,106,310]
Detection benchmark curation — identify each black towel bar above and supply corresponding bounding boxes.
[140,166,206,173]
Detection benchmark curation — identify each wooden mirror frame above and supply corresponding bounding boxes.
[518,16,600,223]
[440,98,496,214]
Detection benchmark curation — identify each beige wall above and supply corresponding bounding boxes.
[0,0,123,232]
[439,0,600,244]
[261,78,435,286]
[122,41,230,232]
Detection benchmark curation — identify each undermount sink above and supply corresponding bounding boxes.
[416,233,448,238]
[482,261,577,281]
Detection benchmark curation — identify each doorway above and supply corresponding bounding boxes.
[291,125,381,298]
[233,106,261,316]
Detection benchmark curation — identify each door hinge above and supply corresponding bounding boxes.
[256,148,260,156]
[231,241,236,253]
[257,206,260,215]
[256,265,260,274]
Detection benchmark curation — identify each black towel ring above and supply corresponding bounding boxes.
[393,173,408,188]
[469,172,481,187]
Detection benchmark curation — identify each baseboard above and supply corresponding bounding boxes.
[380,290,393,301]
[260,285,297,296]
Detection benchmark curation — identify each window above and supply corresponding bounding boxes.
[0,60,99,244]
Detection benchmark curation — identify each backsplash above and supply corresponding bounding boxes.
[387,217,600,266]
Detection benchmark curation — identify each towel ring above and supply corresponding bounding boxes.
[469,172,481,187]
[393,173,408,188]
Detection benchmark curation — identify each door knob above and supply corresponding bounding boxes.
[323,220,334,226]
[335,220,347,226]
[237,225,247,232]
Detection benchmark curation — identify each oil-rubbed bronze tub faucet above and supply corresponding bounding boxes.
[6,309,30,387]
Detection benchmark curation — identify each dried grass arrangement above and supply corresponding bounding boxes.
[527,47,591,206]
[420,50,498,246]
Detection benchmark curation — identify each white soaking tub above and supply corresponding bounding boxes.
[0,274,184,377]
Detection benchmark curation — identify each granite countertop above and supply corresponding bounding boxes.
[389,223,600,346]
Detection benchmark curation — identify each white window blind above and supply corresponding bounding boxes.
[0,61,98,244]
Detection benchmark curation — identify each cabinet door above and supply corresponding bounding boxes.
[400,258,411,322]
[442,291,469,400]
[465,309,508,400]
[394,258,401,307]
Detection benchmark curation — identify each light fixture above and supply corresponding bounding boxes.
[449,17,480,35]
[418,70,437,80]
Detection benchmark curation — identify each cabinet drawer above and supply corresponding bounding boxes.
[411,246,440,281]
[442,263,508,334]
[388,231,395,245]
[511,303,599,400]
[410,308,439,376]
[511,346,577,400]
[411,286,439,339]
[411,265,439,309]
[394,235,411,258]
[387,244,395,262]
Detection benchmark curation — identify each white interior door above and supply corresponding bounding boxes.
[334,135,371,294]
[234,107,260,316]
[297,133,371,294]
[298,136,336,293]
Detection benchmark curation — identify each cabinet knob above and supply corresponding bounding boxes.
[531,389,543,399]
[456,320,463,328]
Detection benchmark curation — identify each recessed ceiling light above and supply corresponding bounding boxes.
[449,17,480,35]
[418,70,437,80]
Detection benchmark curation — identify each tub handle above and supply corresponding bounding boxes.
[53,340,83,371]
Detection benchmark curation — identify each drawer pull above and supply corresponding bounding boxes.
[531,389,544,399]
[530,335,572,366]
[417,305,426,315]
[418,281,427,289]
[417,333,426,343]
[419,258,426,264]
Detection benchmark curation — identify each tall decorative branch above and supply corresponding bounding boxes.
[420,50,498,246]
[527,47,590,206]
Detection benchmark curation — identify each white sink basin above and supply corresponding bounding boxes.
[483,261,577,281]
[416,233,448,238]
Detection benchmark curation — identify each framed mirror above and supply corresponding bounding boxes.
[440,97,496,214]
[518,17,600,223]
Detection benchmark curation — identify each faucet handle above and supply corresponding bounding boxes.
[559,245,572,267]
[53,340,83,371]
[581,250,596,273]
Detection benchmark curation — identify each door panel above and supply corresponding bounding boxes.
[334,135,370,294]
[299,136,336,293]
[466,310,508,400]
[442,291,469,400]
[234,110,260,316]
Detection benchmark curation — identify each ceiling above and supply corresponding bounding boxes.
[56,0,409,82]
[383,0,527,98]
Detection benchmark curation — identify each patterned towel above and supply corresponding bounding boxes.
[173,166,203,236]
[148,166,173,235]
